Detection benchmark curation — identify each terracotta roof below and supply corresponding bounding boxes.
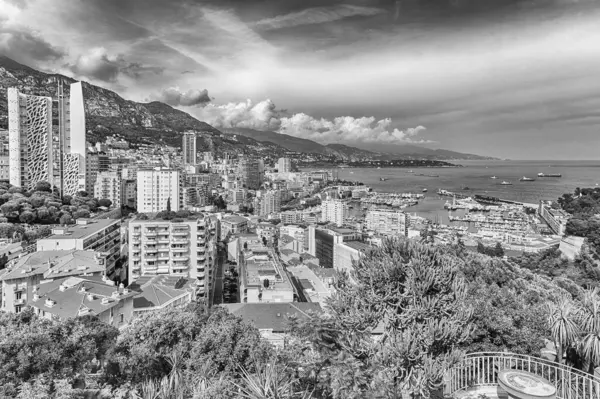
[128,275,192,309]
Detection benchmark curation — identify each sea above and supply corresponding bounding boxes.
[317,160,600,225]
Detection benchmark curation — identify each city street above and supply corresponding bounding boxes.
[211,251,225,306]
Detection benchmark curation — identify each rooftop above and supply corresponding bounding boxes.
[30,276,137,319]
[128,275,192,310]
[223,215,248,225]
[0,250,106,281]
[41,218,119,241]
[342,240,373,253]
[221,302,322,332]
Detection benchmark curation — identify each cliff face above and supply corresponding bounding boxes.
[0,56,230,149]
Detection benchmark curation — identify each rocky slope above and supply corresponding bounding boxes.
[0,56,285,157]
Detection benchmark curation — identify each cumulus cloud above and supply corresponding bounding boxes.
[194,99,283,130]
[254,5,384,31]
[194,99,429,145]
[152,87,211,107]
[279,114,429,144]
[68,47,162,82]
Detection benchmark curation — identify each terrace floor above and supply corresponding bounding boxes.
[454,385,508,399]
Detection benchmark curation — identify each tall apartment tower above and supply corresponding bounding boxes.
[258,190,281,216]
[277,157,291,173]
[182,131,197,165]
[238,157,261,190]
[57,81,87,196]
[8,88,54,190]
[137,167,182,213]
[321,199,348,227]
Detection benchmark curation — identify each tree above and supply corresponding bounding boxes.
[73,209,91,219]
[59,214,74,225]
[263,279,270,289]
[166,197,171,212]
[34,181,52,193]
[19,210,36,224]
[546,296,580,364]
[97,198,112,208]
[494,242,505,257]
[0,254,8,270]
[289,239,473,398]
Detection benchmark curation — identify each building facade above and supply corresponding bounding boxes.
[321,199,347,227]
[94,171,122,208]
[128,215,219,299]
[36,219,121,278]
[258,190,281,217]
[366,209,409,237]
[182,131,197,165]
[8,88,53,190]
[238,157,262,190]
[277,157,291,173]
[137,167,182,213]
[538,201,569,236]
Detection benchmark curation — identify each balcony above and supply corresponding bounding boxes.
[144,231,157,237]
[172,230,189,237]
[13,285,26,293]
[158,253,170,260]
[172,256,189,262]
[14,298,26,305]
[445,352,600,399]
[171,238,189,244]
[144,256,158,261]
[158,237,170,244]
[172,247,188,253]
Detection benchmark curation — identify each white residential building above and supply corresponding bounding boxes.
[277,157,291,173]
[321,199,347,227]
[137,167,182,213]
[94,171,122,207]
[366,209,409,237]
[182,131,197,165]
[258,190,281,217]
[128,215,219,300]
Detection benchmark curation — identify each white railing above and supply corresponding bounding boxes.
[444,352,600,399]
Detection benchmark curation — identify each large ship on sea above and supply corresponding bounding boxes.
[519,176,535,182]
[538,173,562,178]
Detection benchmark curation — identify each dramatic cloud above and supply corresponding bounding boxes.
[194,99,429,145]
[68,47,162,83]
[195,100,283,130]
[153,87,211,107]
[279,114,430,145]
[254,5,384,31]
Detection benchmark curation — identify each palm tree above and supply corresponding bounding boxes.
[577,288,600,372]
[546,296,580,364]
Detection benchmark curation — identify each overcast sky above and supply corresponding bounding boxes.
[2,0,600,159]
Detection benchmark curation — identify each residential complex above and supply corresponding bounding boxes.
[94,171,123,207]
[538,200,569,235]
[238,157,262,190]
[137,167,182,213]
[366,209,409,237]
[128,215,219,299]
[0,250,108,314]
[308,226,361,268]
[257,189,281,217]
[37,219,121,278]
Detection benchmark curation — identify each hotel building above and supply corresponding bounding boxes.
[128,215,219,299]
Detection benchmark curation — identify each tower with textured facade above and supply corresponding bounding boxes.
[8,88,54,190]
[182,131,197,165]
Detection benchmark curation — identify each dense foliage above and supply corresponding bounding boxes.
[0,181,108,229]
[558,187,600,254]
[1,239,596,398]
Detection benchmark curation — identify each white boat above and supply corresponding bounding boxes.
[501,181,512,185]
[490,176,498,179]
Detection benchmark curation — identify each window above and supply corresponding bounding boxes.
[120,314,124,323]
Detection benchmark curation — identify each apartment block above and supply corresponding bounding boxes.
[238,157,262,190]
[308,226,361,269]
[221,215,249,240]
[538,201,569,235]
[0,250,108,314]
[365,209,409,237]
[321,199,348,227]
[277,157,291,173]
[137,167,182,213]
[94,171,122,207]
[128,215,219,299]
[37,219,121,278]
[258,190,281,217]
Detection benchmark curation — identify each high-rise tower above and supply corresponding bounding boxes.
[8,88,54,190]
[182,131,197,165]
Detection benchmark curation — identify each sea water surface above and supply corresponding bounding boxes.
[332,160,600,224]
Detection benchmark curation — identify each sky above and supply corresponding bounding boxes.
[1,0,600,159]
